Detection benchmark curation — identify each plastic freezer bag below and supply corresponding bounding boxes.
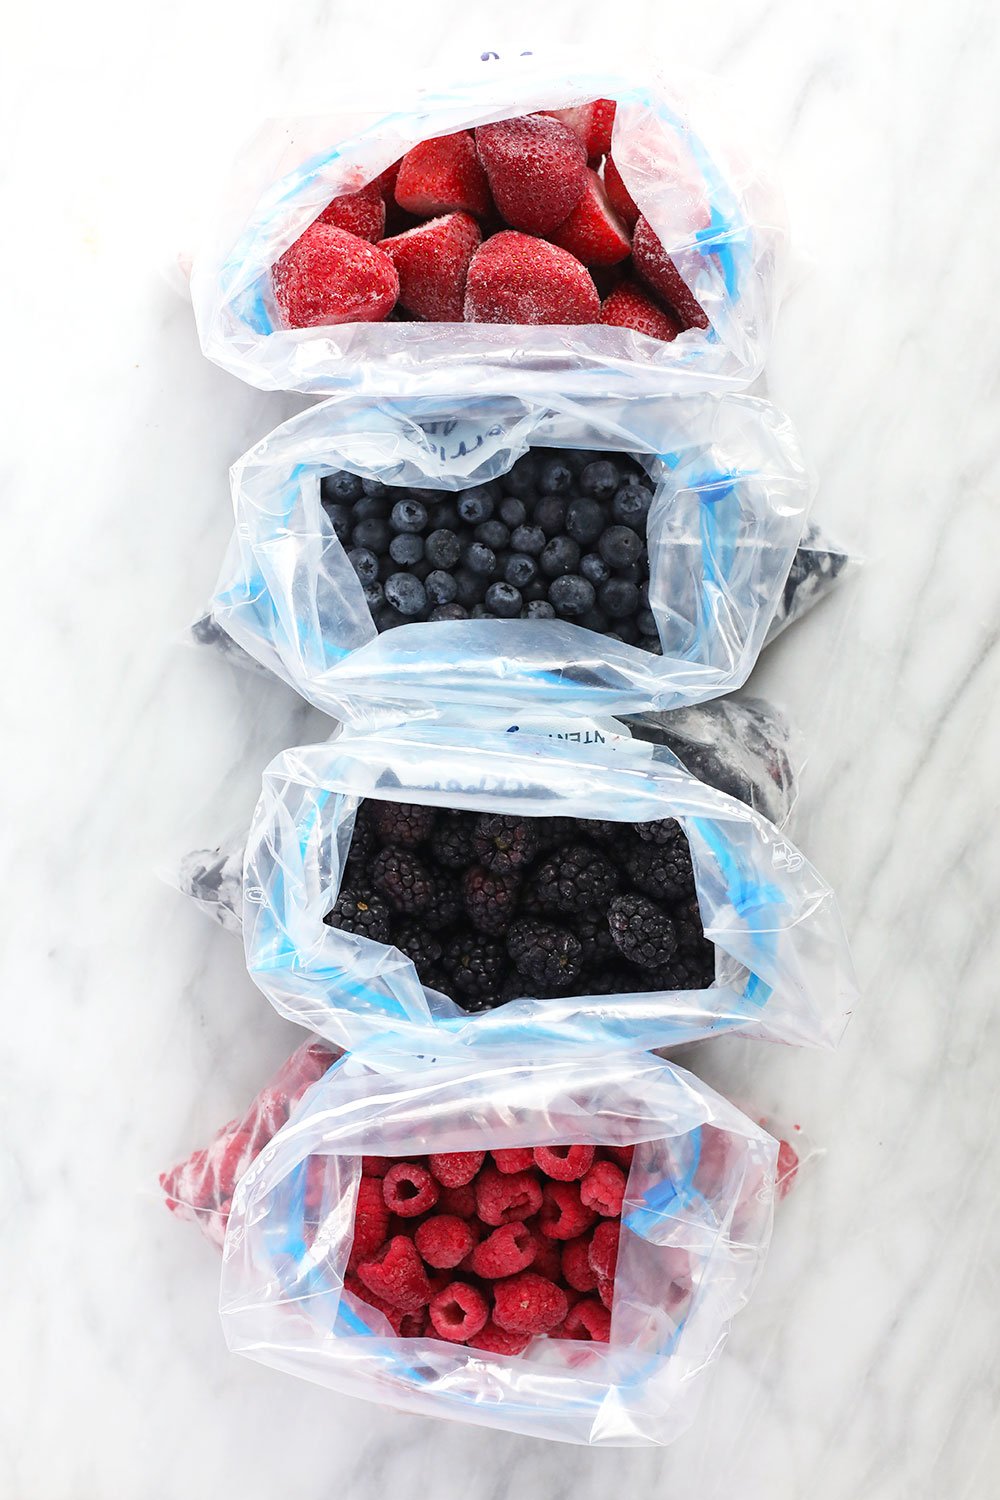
[242,721,855,1052]
[211,389,812,725]
[220,1043,777,1446]
[190,51,786,397]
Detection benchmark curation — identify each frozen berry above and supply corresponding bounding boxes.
[635,816,682,846]
[598,525,642,568]
[470,1222,537,1278]
[503,553,537,589]
[428,1281,489,1343]
[603,1144,635,1171]
[322,470,364,503]
[390,498,428,534]
[540,536,580,578]
[463,541,497,577]
[318,181,386,242]
[602,155,639,230]
[372,847,434,913]
[632,216,710,331]
[589,1220,620,1282]
[485,581,522,617]
[425,569,458,606]
[579,460,620,500]
[491,1147,535,1175]
[549,168,631,266]
[429,603,467,621]
[579,553,610,587]
[565,497,604,545]
[492,1272,568,1334]
[468,1320,532,1355]
[463,867,521,934]
[534,1145,595,1181]
[389,533,423,566]
[325,887,391,942]
[456,485,495,524]
[443,933,506,1004]
[599,578,640,619]
[348,547,380,584]
[352,517,390,553]
[507,920,582,990]
[371,802,434,847]
[548,574,595,618]
[475,1166,543,1227]
[525,600,556,619]
[395,131,493,219]
[431,813,477,870]
[580,1160,626,1216]
[357,1235,432,1311]
[533,843,618,913]
[392,922,444,972]
[272,223,398,328]
[379,211,481,322]
[383,1161,440,1217]
[539,1180,597,1240]
[414,1215,478,1270]
[546,98,616,161]
[476,520,509,550]
[464,232,599,325]
[561,1235,599,1293]
[558,1298,611,1342]
[600,281,682,343]
[438,1182,477,1219]
[538,460,574,495]
[348,1177,391,1268]
[499,496,527,528]
[384,574,426,616]
[472,814,539,874]
[609,893,678,970]
[626,839,695,902]
[428,1151,485,1187]
[475,115,587,234]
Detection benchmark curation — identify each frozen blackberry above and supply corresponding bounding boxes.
[548,574,595,617]
[578,818,619,843]
[565,497,605,546]
[393,922,444,972]
[671,895,712,956]
[504,553,538,589]
[352,517,391,553]
[457,485,496,524]
[598,526,643,569]
[372,801,435,848]
[472,813,540,873]
[425,570,458,606]
[321,470,364,503]
[608,893,678,970]
[575,908,618,969]
[485,581,522,617]
[533,816,577,852]
[499,496,527,528]
[525,600,556,619]
[390,498,428,534]
[431,812,478,869]
[507,920,582,990]
[348,548,380,585]
[463,542,498,577]
[540,536,580,578]
[580,553,611,587]
[476,520,510,550]
[538,459,574,495]
[443,933,506,1002]
[346,802,377,863]
[579,460,620,500]
[372,847,435,914]
[324,888,391,943]
[426,874,465,930]
[533,843,619,914]
[384,574,427,616]
[612,482,653,530]
[627,839,695,903]
[635,816,682,846]
[648,950,715,991]
[510,524,546,556]
[586,967,641,996]
[463,867,522,934]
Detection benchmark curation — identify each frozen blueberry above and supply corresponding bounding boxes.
[599,578,640,619]
[410,558,432,582]
[429,603,469,621]
[476,520,510,550]
[580,553,610,587]
[353,517,390,553]
[390,498,428,534]
[617,560,645,584]
[499,496,527,528]
[429,499,461,530]
[384,573,427,616]
[612,482,653,530]
[454,569,485,606]
[525,599,556,619]
[510,524,546,557]
[580,460,620,500]
[362,581,385,612]
[578,606,609,633]
[321,470,364,503]
[361,477,388,499]
[504,455,538,497]
[348,548,380,585]
[565,497,605,546]
[636,606,658,636]
[425,569,459,606]
[322,502,352,543]
[390,533,424,566]
[485,581,523,617]
[534,497,568,536]
[613,618,640,645]
[425,529,462,569]
[352,494,390,521]
[540,536,581,578]
[374,604,404,631]
[598,526,643,569]
[548,574,596,617]
[538,459,574,495]
[504,553,538,589]
[471,603,490,618]
[457,485,496,524]
[464,542,498,577]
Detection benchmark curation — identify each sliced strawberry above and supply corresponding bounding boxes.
[464,231,599,325]
[378,212,480,322]
[272,223,398,328]
[317,181,385,243]
[545,99,616,163]
[394,131,492,219]
[599,282,682,343]
[474,115,587,234]
[549,169,630,266]
[632,216,710,330]
[603,155,639,231]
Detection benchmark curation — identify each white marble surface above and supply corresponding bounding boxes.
[5,0,1000,1495]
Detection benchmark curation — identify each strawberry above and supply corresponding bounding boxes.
[474,115,587,234]
[378,212,481,322]
[632,216,710,331]
[464,232,599,326]
[549,169,631,266]
[599,282,682,343]
[373,160,402,202]
[272,222,398,328]
[545,99,616,163]
[395,131,493,219]
[602,155,639,231]
[317,181,385,243]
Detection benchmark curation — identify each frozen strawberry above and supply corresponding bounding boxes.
[491,1148,535,1175]
[631,216,710,331]
[475,115,587,234]
[579,1159,626,1216]
[545,99,616,163]
[272,223,398,328]
[534,1145,595,1182]
[475,1165,543,1226]
[589,1220,620,1283]
[469,1222,537,1279]
[382,1161,440,1217]
[601,281,682,343]
[317,181,385,243]
[464,233,599,326]
[557,1297,611,1342]
[602,155,639,230]
[428,1150,486,1187]
[395,131,493,219]
[549,169,631,266]
[414,1215,478,1269]
[349,1177,391,1268]
[539,1180,596,1240]
[378,213,480,322]
[357,1235,431,1311]
[468,1319,533,1355]
[561,1235,599,1293]
[493,1272,568,1335]
[373,160,402,202]
[428,1281,489,1343]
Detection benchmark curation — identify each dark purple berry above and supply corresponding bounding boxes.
[390,498,428,534]
[321,470,364,503]
[608,893,678,970]
[389,532,424,566]
[525,599,556,619]
[425,569,458,605]
[324,887,391,942]
[538,459,574,495]
[384,573,426,616]
[598,526,643,569]
[565,497,605,545]
[599,578,640,619]
[534,497,569,536]
[463,866,522,934]
[485,581,522,617]
[457,485,496,524]
[499,496,527,528]
[348,548,379,585]
[472,813,539,873]
[504,553,537,589]
[510,524,546,556]
[540,536,581,578]
[372,846,435,913]
[463,542,498,577]
[548,574,595,617]
[580,553,610,587]
[612,482,653,530]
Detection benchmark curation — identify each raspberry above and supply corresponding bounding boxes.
[464,232,600,326]
[378,212,481,322]
[776,1139,800,1200]
[561,1235,599,1293]
[345,1272,405,1333]
[398,1309,428,1338]
[469,1222,537,1279]
[394,131,493,220]
[324,887,391,943]
[602,1144,634,1171]
[428,1281,489,1343]
[317,181,386,242]
[362,1156,392,1177]
[472,813,540,873]
[463,866,521,934]
[530,1235,563,1282]
[428,1151,485,1187]
[608,893,678,971]
[442,933,506,1004]
[475,115,587,233]
[532,843,618,914]
[602,155,639,229]
[372,801,436,848]
[475,1166,543,1226]
[589,1221,620,1283]
[357,1235,432,1311]
[349,1177,391,1268]
[631,216,710,331]
[438,1182,477,1219]
[272,223,398,329]
[580,1160,626,1216]
[545,99,616,162]
[507,920,582,991]
[626,839,695,903]
[549,169,631,266]
[539,1181,597,1240]
[468,1320,533,1355]
[491,1147,535,1175]
[533,1145,595,1182]
[558,1297,611,1343]
[492,1273,568,1335]
[414,1215,478,1269]
[600,282,682,343]
[372,847,434,914]
[382,1162,440,1217]
[597,1275,615,1310]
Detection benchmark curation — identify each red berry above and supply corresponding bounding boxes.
[631,216,710,331]
[561,1234,599,1292]
[414,1214,478,1269]
[475,115,587,233]
[548,169,631,266]
[589,1220,620,1282]
[357,1235,432,1311]
[317,181,385,242]
[533,1144,595,1182]
[579,1160,626,1217]
[467,1319,533,1355]
[382,1161,440,1217]
[469,1222,537,1279]
[464,232,599,326]
[378,212,481,322]
[395,131,493,219]
[599,282,682,343]
[776,1138,799,1200]
[602,155,639,230]
[492,1272,568,1334]
[427,1149,486,1188]
[557,1297,612,1342]
[539,1180,597,1240]
[349,1177,391,1268]
[530,1235,563,1282]
[597,1274,615,1310]
[428,1281,489,1343]
[373,160,402,202]
[216,1128,254,1206]
[545,99,616,163]
[362,1155,392,1178]
[602,1144,635,1170]
[438,1181,477,1219]
[398,1308,428,1337]
[475,1165,543,1226]
[272,222,398,328]
[491,1148,535,1174]
[344,1271,405,1333]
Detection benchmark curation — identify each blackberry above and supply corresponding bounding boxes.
[393,922,444,972]
[476,520,510,550]
[485,581,522,617]
[507,920,582,990]
[321,470,364,503]
[598,526,643,569]
[430,812,477,869]
[579,460,620,500]
[352,517,391,553]
[346,802,377,862]
[510,524,546,556]
[629,836,695,902]
[585,967,640,996]
[578,818,619,843]
[634,816,681,846]
[540,536,580,578]
[548,574,595,617]
[608,893,678,970]
[384,574,427,616]
[534,816,577,851]
[324,888,391,943]
[499,496,527,528]
[372,801,435,848]
[457,485,496,524]
[372,847,435,913]
[390,498,428,534]
[463,867,522,934]
[565,497,605,545]
[671,895,712,956]
[648,950,716,991]
[443,933,506,1001]
[538,459,574,495]
[472,813,540,873]
[533,843,619,914]
[425,569,458,606]
[575,908,618,969]
[426,874,465,930]
[612,482,653,530]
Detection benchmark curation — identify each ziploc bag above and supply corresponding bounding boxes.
[211,389,812,724]
[243,720,855,1052]
[220,1041,778,1446]
[190,51,786,396]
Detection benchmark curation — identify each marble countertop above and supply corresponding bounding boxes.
[6,0,1000,1495]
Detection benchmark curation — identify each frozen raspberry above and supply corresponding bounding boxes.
[469,1222,537,1279]
[580,1160,626,1216]
[378,212,481,322]
[357,1235,432,1311]
[561,1235,599,1293]
[558,1297,611,1342]
[345,1272,406,1333]
[361,1155,392,1178]
[371,801,435,848]
[317,181,386,242]
[600,282,682,343]
[602,1144,635,1170]
[382,1161,440,1217]
[549,169,631,266]
[428,1151,485,1188]
[530,1235,563,1282]
[438,1182,477,1219]
[395,131,493,219]
[776,1138,800,1200]
[468,1319,533,1355]
[491,1147,535,1175]
[589,1220,620,1283]
[349,1177,391,1268]
[464,232,600,326]
[546,99,616,162]
[475,115,587,233]
[428,1281,489,1343]
[533,1145,595,1182]
[492,1272,568,1335]
[472,813,540,873]
[463,866,521,935]
[631,216,710,331]
[272,223,398,329]
[597,1275,615,1310]
[539,1181,597,1240]
[414,1215,478,1269]
[398,1308,428,1337]
[602,155,639,229]
[475,1166,543,1226]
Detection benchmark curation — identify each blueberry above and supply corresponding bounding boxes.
[538,459,574,495]
[352,517,390,553]
[425,569,458,606]
[410,558,432,582]
[362,581,385,613]
[384,573,427,616]
[548,574,596,617]
[617,561,645,584]
[475,520,510,550]
[540,536,581,578]
[390,498,428,534]
[522,579,548,602]
[429,499,461,530]
[463,542,498,577]
[534,496,568,536]
[580,460,620,500]
[580,552,610,587]
[377,553,394,582]
[457,485,496,524]
[454,569,485,606]
[374,604,404,631]
[565,497,605,546]
[429,603,468,621]
[424,529,462,569]
[636,606,659,636]
[353,494,390,521]
[322,502,352,544]
[612,482,653,530]
[599,578,640,618]
[499,496,527,528]
[525,599,556,619]
[598,526,643,569]
[485,581,523,617]
[361,477,388,499]
[504,553,538,589]
[321,470,363,503]
[471,603,490,619]
[390,533,424,566]
[348,548,380,585]
[503,455,538,497]
[578,606,609,633]
[613,618,640,645]
[510,524,546,556]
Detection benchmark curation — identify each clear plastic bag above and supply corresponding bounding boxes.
[190,51,786,397]
[243,720,855,1052]
[211,389,812,725]
[220,1041,778,1446]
